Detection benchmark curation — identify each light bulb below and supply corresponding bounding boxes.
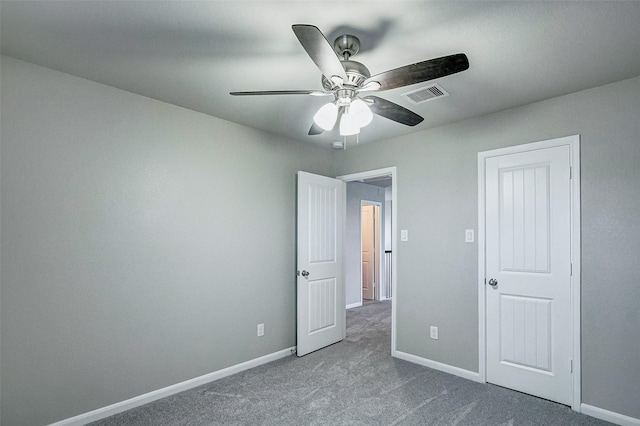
[339,112,360,136]
[350,99,373,128]
[313,102,338,131]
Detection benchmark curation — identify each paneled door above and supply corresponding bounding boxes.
[296,171,345,356]
[361,205,375,300]
[485,144,573,405]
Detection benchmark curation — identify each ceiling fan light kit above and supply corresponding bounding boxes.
[313,102,339,130]
[339,111,360,136]
[350,99,374,127]
[230,24,469,147]
[314,97,372,135]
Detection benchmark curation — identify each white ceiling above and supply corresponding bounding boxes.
[3,1,640,149]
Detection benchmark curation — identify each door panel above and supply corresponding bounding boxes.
[307,278,336,333]
[499,295,551,371]
[308,183,336,263]
[297,171,345,356]
[486,145,572,405]
[499,165,550,272]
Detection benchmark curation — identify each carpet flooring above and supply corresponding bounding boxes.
[91,300,610,425]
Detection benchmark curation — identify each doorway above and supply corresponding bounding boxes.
[478,135,581,409]
[338,167,397,356]
[361,202,381,301]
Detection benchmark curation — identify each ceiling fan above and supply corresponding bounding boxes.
[230,24,469,137]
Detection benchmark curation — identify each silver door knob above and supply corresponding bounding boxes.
[301,270,310,278]
[488,278,498,287]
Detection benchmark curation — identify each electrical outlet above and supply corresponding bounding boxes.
[430,326,438,340]
[257,323,264,337]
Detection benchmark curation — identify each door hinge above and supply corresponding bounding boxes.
[570,263,573,276]
[570,359,573,373]
[570,166,572,179]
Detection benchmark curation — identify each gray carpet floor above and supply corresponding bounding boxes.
[91,300,610,425]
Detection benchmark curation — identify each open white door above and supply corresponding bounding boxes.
[297,171,345,356]
[361,205,375,300]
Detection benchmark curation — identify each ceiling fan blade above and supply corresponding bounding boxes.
[308,122,324,135]
[364,96,424,126]
[362,53,469,92]
[292,24,348,85]
[230,90,331,96]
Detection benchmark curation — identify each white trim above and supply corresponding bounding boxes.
[337,167,397,356]
[477,135,581,410]
[581,404,640,426]
[341,179,348,340]
[477,151,487,383]
[394,350,482,383]
[48,347,295,426]
[346,302,363,309]
[569,137,582,411]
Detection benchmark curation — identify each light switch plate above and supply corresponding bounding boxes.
[465,229,475,243]
[430,326,438,340]
[401,230,408,241]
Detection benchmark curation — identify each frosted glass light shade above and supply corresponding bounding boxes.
[350,99,373,128]
[313,102,338,131]
[339,112,360,136]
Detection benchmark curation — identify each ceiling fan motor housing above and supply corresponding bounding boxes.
[322,59,371,90]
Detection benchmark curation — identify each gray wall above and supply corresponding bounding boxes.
[335,76,640,419]
[0,56,335,425]
[384,187,392,252]
[2,53,639,424]
[345,182,386,306]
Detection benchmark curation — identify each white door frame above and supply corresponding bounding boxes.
[338,167,398,356]
[361,200,383,302]
[477,135,581,410]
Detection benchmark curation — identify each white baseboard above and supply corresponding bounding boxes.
[394,350,482,383]
[581,404,640,426]
[346,302,363,309]
[48,347,296,426]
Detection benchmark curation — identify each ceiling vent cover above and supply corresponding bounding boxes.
[402,83,450,104]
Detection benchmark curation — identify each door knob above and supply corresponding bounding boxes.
[488,278,498,287]
[301,270,310,278]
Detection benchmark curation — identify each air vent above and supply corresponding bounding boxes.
[402,83,450,104]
